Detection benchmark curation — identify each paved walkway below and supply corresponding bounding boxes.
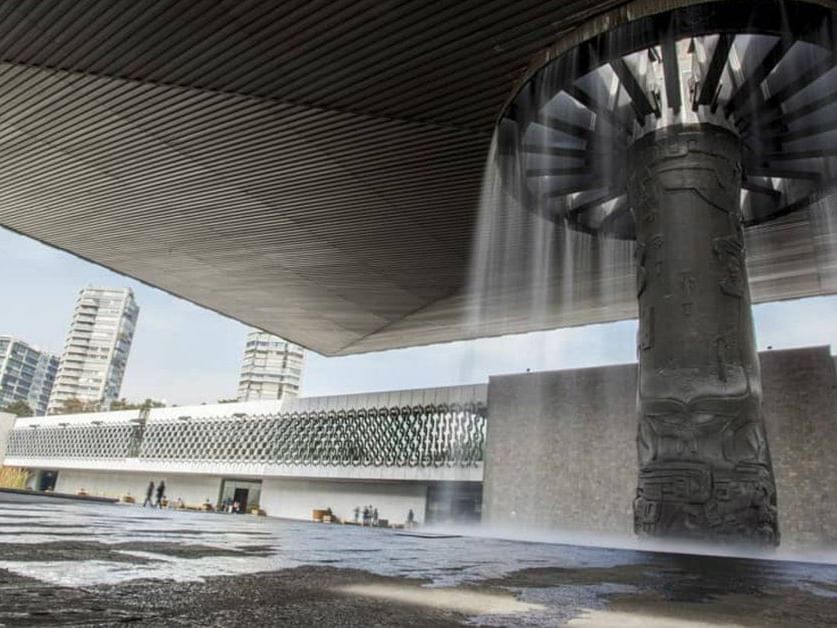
[1,493,836,626]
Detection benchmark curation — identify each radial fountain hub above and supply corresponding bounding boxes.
[497,0,837,545]
[498,0,837,240]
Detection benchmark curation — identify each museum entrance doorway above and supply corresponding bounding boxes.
[425,483,482,524]
[233,488,249,512]
[36,470,58,492]
[219,478,262,513]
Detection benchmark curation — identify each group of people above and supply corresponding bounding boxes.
[350,505,416,527]
[142,480,166,508]
[220,497,244,513]
[354,505,379,526]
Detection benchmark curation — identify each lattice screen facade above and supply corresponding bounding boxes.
[140,405,486,467]
[7,404,487,468]
[6,422,137,459]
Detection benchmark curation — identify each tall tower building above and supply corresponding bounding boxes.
[0,336,59,416]
[47,287,139,414]
[237,331,305,401]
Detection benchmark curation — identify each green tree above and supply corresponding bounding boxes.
[110,398,166,411]
[0,400,34,417]
[53,398,100,415]
[109,398,132,411]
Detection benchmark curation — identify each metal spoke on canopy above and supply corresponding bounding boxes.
[499,0,837,239]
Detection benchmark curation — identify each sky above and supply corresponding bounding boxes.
[2,225,836,406]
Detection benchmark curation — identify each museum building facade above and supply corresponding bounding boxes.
[1,346,835,550]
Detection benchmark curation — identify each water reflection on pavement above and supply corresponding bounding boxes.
[1,493,836,627]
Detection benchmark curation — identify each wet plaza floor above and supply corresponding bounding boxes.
[1,492,836,626]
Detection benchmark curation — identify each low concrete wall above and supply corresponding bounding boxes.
[0,487,117,503]
[261,478,427,525]
[54,469,222,506]
[483,346,837,550]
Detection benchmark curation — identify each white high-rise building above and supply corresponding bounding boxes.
[47,287,139,414]
[0,336,59,416]
[237,331,304,401]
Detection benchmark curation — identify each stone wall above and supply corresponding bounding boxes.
[761,347,837,548]
[483,363,637,536]
[483,346,837,549]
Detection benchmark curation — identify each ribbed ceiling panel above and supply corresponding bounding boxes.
[0,1,835,355]
[0,0,624,128]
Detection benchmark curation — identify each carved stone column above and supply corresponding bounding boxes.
[628,124,779,545]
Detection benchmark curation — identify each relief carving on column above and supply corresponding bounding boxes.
[635,242,647,298]
[714,236,745,298]
[631,125,779,546]
[634,393,778,545]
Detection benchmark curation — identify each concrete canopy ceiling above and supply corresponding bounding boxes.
[1,0,835,355]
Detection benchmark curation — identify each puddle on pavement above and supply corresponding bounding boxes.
[2,493,837,627]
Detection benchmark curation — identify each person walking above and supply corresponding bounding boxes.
[407,508,415,528]
[372,507,379,527]
[353,506,360,523]
[143,481,155,507]
[362,505,370,526]
[155,480,166,508]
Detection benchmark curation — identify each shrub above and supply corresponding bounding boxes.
[0,467,30,489]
